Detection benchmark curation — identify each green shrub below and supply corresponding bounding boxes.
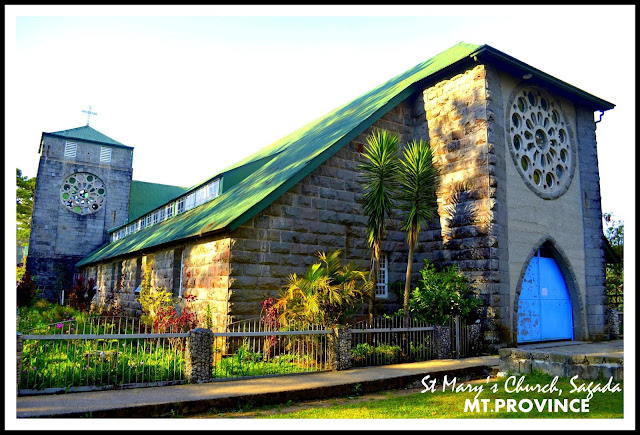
[351,343,374,362]
[18,299,86,333]
[408,260,482,325]
[139,261,173,327]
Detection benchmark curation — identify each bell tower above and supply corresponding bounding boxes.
[26,125,134,301]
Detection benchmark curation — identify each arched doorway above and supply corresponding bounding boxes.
[517,246,574,343]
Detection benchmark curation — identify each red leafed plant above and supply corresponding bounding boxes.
[153,294,198,333]
[17,271,39,307]
[68,276,97,311]
[260,297,280,356]
[260,297,279,329]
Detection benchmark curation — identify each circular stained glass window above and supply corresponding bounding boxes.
[60,172,106,215]
[507,87,574,198]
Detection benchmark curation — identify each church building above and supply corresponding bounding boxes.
[26,42,614,347]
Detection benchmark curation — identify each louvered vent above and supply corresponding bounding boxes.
[100,147,112,162]
[64,141,77,158]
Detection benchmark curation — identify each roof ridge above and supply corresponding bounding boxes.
[44,125,130,148]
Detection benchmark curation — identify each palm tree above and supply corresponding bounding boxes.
[358,130,400,321]
[274,250,370,327]
[397,139,440,326]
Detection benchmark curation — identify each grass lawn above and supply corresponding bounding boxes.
[263,372,622,419]
[194,372,622,419]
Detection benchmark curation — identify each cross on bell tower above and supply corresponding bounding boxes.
[82,106,97,126]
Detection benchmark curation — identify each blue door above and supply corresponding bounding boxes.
[517,250,573,343]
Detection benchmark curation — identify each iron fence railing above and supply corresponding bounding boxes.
[449,316,473,359]
[210,319,332,380]
[19,314,482,394]
[350,317,436,367]
[19,316,189,395]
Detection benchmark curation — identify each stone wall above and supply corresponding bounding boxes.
[575,105,607,339]
[82,232,232,330]
[227,99,437,321]
[423,64,503,343]
[180,235,232,330]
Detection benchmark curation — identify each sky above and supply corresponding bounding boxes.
[5,5,635,225]
[4,5,635,430]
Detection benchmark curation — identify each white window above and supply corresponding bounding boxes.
[176,198,185,214]
[152,211,159,225]
[145,214,152,227]
[119,229,125,239]
[184,193,195,211]
[100,146,112,163]
[376,253,389,298]
[159,208,166,222]
[64,141,77,158]
[208,179,220,198]
[178,250,185,298]
[166,203,174,218]
[195,187,206,206]
[140,217,146,230]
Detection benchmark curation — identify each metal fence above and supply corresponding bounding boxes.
[350,317,436,367]
[350,316,478,367]
[450,316,474,359]
[19,316,189,395]
[19,315,481,394]
[210,319,332,380]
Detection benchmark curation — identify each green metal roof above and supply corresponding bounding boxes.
[126,180,189,224]
[77,41,615,267]
[43,126,132,149]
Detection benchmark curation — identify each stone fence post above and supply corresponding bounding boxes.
[608,308,620,340]
[17,332,23,395]
[185,328,214,383]
[328,327,352,371]
[434,325,452,359]
[469,322,482,355]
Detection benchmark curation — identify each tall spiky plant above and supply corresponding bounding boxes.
[397,139,440,326]
[358,130,400,321]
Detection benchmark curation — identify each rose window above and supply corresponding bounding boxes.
[508,88,573,198]
[60,172,106,215]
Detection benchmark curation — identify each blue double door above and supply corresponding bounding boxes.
[517,250,573,343]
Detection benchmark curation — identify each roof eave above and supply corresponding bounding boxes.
[76,225,230,268]
[42,132,134,150]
